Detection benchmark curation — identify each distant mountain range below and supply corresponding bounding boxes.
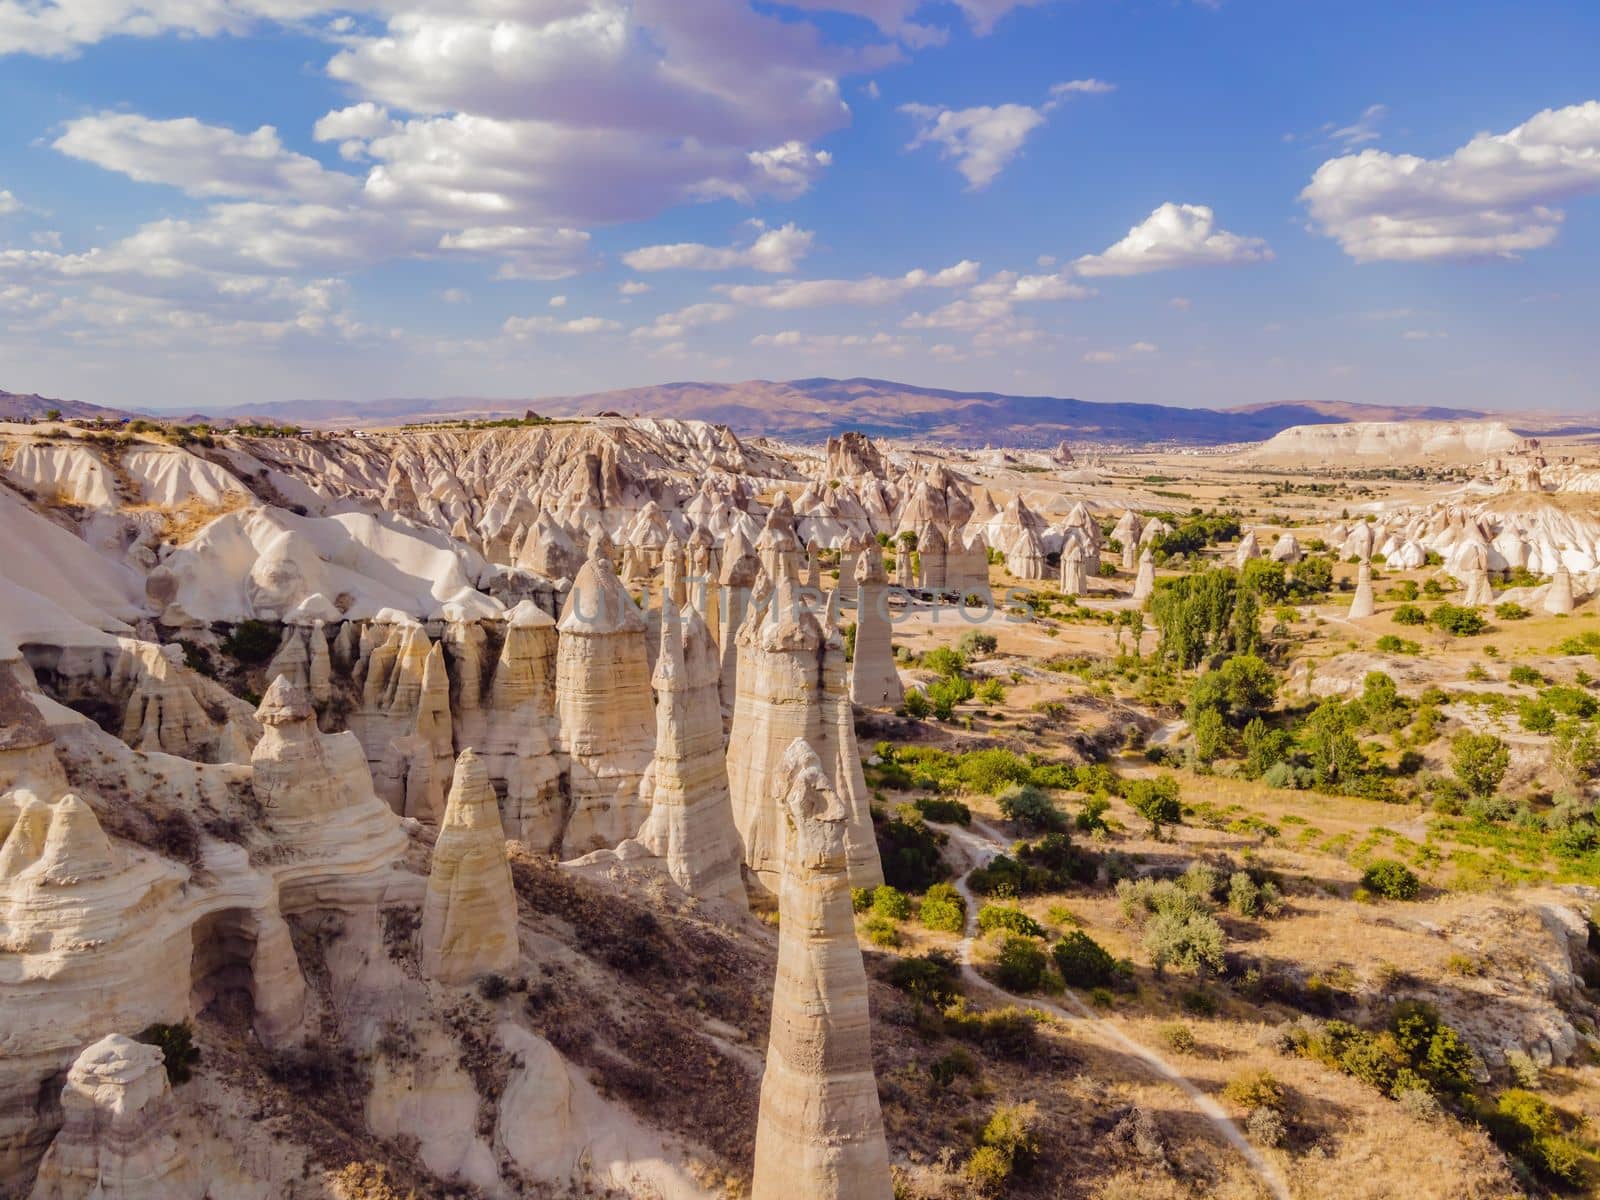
[174,378,1507,446]
[0,390,137,423]
[5,378,1590,446]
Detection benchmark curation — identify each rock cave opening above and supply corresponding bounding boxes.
[189,906,260,1027]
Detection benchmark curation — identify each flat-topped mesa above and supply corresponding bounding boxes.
[1059,538,1086,597]
[555,553,655,857]
[728,579,882,895]
[750,740,892,1200]
[420,748,520,983]
[849,550,902,711]
[28,1034,203,1200]
[1132,545,1156,604]
[609,603,747,907]
[1348,560,1376,619]
[1234,530,1261,569]
[476,602,562,848]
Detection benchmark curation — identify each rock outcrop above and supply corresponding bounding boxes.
[28,1035,203,1200]
[727,579,882,895]
[1348,560,1376,619]
[1059,539,1085,597]
[420,749,520,983]
[749,740,892,1200]
[587,603,747,906]
[849,550,902,710]
[1132,546,1156,604]
[555,552,655,856]
[475,603,563,848]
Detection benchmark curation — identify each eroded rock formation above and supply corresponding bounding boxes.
[420,748,520,983]
[749,740,891,1200]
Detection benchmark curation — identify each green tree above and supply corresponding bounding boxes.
[1450,731,1509,798]
[1126,775,1182,833]
[1301,699,1362,790]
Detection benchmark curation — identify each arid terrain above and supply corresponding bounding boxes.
[1,407,1598,1200]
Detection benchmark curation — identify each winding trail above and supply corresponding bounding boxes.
[939,820,1293,1200]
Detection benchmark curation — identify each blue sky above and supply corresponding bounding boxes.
[1,0,1597,414]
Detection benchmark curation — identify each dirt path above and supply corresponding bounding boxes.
[939,820,1294,1200]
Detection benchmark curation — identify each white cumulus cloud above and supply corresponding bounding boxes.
[900,78,1110,189]
[54,113,355,202]
[623,222,814,273]
[1301,100,1600,262]
[720,259,979,307]
[1074,202,1273,276]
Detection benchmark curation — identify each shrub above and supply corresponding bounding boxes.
[1075,795,1110,833]
[1392,604,1426,626]
[901,688,930,719]
[919,883,967,933]
[944,1003,1039,1059]
[913,795,972,825]
[851,887,873,913]
[958,630,999,658]
[957,749,1034,794]
[1227,871,1281,918]
[1053,930,1116,988]
[1496,601,1531,620]
[1159,1022,1197,1054]
[923,645,967,678]
[1125,775,1182,833]
[1361,859,1420,900]
[965,1102,1039,1194]
[135,1022,201,1084]
[874,806,949,893]
[870,885,912,920]
[862,913,901,946]
[1223,1070,1285,1112]
[996,783,1064,832]
[886,950,961,1009]
[963,1145,1012,1195]
[220,619,279,664]
[975,678,1006,705]
[1144,910,1226,976]
[1488,1090,1587,1188]
[978,905,1045,938]
[1246,1105,1287,1148]
[1431,603,1486,637]
[928,1046,979,1088]
[992,935,1049,991]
